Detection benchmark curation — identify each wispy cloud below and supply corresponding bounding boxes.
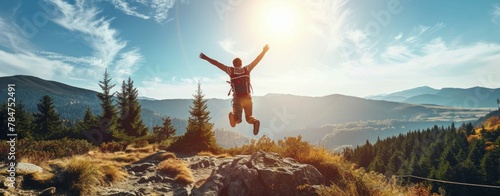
[0,50,74,79]
[306,0,352,54]
[36,51,104,67]
[365,40,500,81]
[343,29,376,65]
[493,4,500,24]
[48,0,127,68]
[150,0,176,23]
[111,0,151,20]
[113,49,144,82]
[219,39,254,60]
[0,17,31,52]
[109,0,180,23]
[395,33,403,41]
[405,23,445,44]
[381,45,416,62]
[422,38,447,54]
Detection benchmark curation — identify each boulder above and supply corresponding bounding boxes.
[189,157,216,170]
[192,151,324,196]
[0,163,43,176]
[126,163,155,173]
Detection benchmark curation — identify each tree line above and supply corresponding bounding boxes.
[343,121,500,195]
[0,70,218,153]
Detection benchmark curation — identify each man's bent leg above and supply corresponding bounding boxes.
[231,97,243,126]
[242,96,259,135]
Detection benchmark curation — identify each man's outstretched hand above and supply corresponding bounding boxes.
[263,44,270,53]
[199,53,208,60]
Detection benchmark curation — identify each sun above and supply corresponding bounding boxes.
[266,6,296,35]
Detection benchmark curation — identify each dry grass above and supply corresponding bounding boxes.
[197,151,232,158]
[157,159,194,185]
[28,156,128,195]
[86,150,155,167]
[197,151,215,157]
[125,144,156,153]
[156,152,177,161]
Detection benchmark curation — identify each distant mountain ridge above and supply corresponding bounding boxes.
[367,86,500,108]
[0,75,491,149]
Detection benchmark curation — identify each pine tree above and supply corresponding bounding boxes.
[186,82,217,152]
[387,153,403,175]
[170,82,218,153]
[480,138,500,184]
[117,77,148,137]
[15,102,33,139]
[116,80,130,138]
[97,69,117,142]
[33,95,62,140]
[76,106,99,138]
[468,138,485,166]
[0,102,8,140]
[153,116,176,141]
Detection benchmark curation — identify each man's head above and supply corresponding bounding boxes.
[233,58,242,67]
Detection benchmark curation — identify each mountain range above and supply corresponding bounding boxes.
[0,75,493,148]
[366,86,500,108]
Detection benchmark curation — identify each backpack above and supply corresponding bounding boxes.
[227,67,252,97]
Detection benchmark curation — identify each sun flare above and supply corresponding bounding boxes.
[266,6,296,35]
[258,1,304,40]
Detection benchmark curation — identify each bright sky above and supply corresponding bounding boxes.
[1,0,500,99]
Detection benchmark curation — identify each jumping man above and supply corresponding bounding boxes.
[199,44,270,135]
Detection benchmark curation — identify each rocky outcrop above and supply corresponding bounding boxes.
[192,151,324,196]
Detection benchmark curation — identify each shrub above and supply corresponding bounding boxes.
[99,141,129,153]
[157,138,174,150]
[0,138,94,164]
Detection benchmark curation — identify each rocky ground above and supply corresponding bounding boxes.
[1,151,325,196]
[95,151,237,196]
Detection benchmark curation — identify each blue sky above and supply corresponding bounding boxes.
[1,0,500,99]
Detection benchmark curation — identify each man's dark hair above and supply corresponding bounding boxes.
[233,58,242,67]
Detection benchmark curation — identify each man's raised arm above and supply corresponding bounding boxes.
[199,53,228,73]
[248,44,270,72]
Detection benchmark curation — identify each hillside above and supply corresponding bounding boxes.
[345,111,500,195]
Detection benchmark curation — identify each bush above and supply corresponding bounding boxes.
[99,141,129,153]
[0,138,94,164]
[157,138,174,150]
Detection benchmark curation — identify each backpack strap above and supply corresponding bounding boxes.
[226,81,232,96]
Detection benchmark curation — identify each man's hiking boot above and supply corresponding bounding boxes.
[229,112,236,127]
[253,120,260,135]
